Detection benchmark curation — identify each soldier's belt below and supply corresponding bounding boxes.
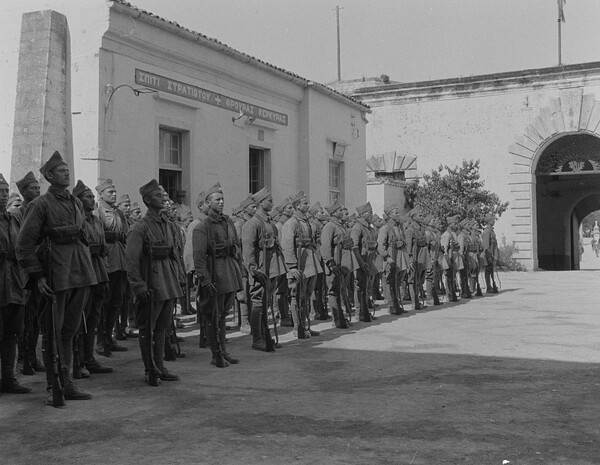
[393,240,405,249]
[88,243,103,256]
[298,238,313,248]
[214,244,237,258]
[416,238,427,247]
[467,246,478,252]
[366,240,378,251]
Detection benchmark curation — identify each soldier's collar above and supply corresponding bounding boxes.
[48,185,71,200]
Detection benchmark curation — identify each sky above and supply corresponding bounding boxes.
[134,0,600,84]
[2,0,600,177]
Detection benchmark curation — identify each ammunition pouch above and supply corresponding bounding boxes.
[88,243,103,257]
[148,245,173,260]
[467,246,478,252]
[214,244,237,259]
[416,238,427,248]
[340,237,354,250]
[258,234,276,249]
[451,242,460,251]
[298,237,313,248]
[105,230,127,244]
[394,239,405,249]
[42,225,84,245]
[0,249,17,263]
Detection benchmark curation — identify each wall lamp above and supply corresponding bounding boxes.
[104,84,157,112]
[232,110,255,125]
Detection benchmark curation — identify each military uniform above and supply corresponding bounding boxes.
[126,179,185,385]
[0,173,30,394]
[440,216,462,302]
[281,191,322,338]
[309,201,328,320]
[234,196,256,333]
[424,216,443,306]
[193,183,243,367]
[457,220,474,299]
[404,209,431,310]
[481,214,499,293]
[274,197,293,327]
[17,152,96,403]
[350,202,378,322]
[320,202,354,328]
[96,180,129,356]
[242,188,287,351]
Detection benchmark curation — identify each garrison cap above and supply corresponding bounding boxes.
[40,151,67,177]
[276,197,293,212]
[16,171,38,191]
[251,187,271,204]
[117,194,131,205]
[196,190,206,206]
[139,179,162,198]
[203,182,223,202]
[7,193,22,209]
[0,173,8,187]
[326,201,343,215]
[131,202,141,213]
[290,190,307,206]
[383,203,401,216]
[240,195,256,210]
[356,202,373,215]
[484,213,496,223]
[95,179,115,194]
[407,206,422,219]
[309,201,322,216]
[72,180,92,198]
[446,215,459,225]
[231,204,242,216]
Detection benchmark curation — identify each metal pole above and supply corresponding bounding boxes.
[558,19,562,66]
[336,5,341,81]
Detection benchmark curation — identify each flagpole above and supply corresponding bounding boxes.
[558,18,562,66]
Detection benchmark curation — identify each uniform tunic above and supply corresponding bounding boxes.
[242,211,286,279]
[126,210,185,301]
[97,199,128,273]
[440,229,464,271]
[193,210,243,295]
[482,225,499,263]
[281,211,322,278]
[377,221,410,272]
[404,221,432,271]
[16,187,97,292]
[320,217,358,271]
[0,211,24,306]
[351,218,379,275]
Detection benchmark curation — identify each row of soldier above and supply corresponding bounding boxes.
[0,150,499,406]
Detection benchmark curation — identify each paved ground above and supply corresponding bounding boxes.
[2,270,600,465]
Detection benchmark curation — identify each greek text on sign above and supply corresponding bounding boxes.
[135,69,288,126]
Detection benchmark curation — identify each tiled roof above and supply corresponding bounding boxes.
[110,0,370,111]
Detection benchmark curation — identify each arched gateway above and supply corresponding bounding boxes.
[510,89,600,270]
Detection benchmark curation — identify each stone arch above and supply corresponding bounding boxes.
[509,88,600,270]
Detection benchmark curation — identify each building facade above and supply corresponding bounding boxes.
[340,65,600,271]
[5,0,369,213]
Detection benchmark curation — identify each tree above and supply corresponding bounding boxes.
[404,160,509,227]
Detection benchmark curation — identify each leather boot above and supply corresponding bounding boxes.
[219,320,239,364]
[460,271,472,298]
[62,368,92,400]
[409,284,423,310]
[330,296,349,329]
[445,275,458,302]
[153,329,179,380]
[485,270,494,293]
[250,308,267,351]
[83,328,113,374]
[138,335,160,386]
[0,336,31,394]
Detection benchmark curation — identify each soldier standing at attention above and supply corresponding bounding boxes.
[440,215,462,302]
[242,188,287,351]
[274,197,294,327]
[457,219,474,299]
[424,215,443,306]
[234,195,256,334]
[71,181,113,377]
[126,179,185,385]
[281,191,322,338]
[482,213,499,294]
[193,183,243,367]
[351,202,379,323]
[404,208,431,310]
[320,202,354,329]
[174,190,193,226]
[130,203,142,222]
[14,171,44,375]
[0,173,30,394]
[95,179,129,356]
[309,201,329,321]
[17,151,96,404]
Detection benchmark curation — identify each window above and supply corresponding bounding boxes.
[249,147,270,194]
[329,160,344,205]
[159,128,183,200]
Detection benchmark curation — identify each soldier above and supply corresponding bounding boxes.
[114,193,133,340]
[126,179,185,385]
[174,190,193,226]
[370,213,386,302]
[242,187,287,351]
[95,179,129,356]
[468,220,484,296]
[424,215,444,306]
[274,197,294,327]
[234,195,256,334]
[14,171,44,375]
[281,191,322,338]
[482,213,499,293]
[320,202,355,329]
[0,173,30,394]
[7,193,22,214]
[457,219,474,299]
[309,201,329,321]
[130,202,142,222]
[377,205,409,315]
[404,208,431,310]
[71,181,113,377]
[440,215,462,302]
[193,183,243,367]
[351,202,378,322]
[17,151,96,404]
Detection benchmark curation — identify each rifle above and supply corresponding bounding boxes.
[261,231,276,351]
[295,238,310,337]
[46,237,65,408]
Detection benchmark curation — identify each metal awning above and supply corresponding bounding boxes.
[366,151,417,173]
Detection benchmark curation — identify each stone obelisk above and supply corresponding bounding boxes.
[10,10,73,188]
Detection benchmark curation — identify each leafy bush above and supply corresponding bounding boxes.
[497,235,527,272]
